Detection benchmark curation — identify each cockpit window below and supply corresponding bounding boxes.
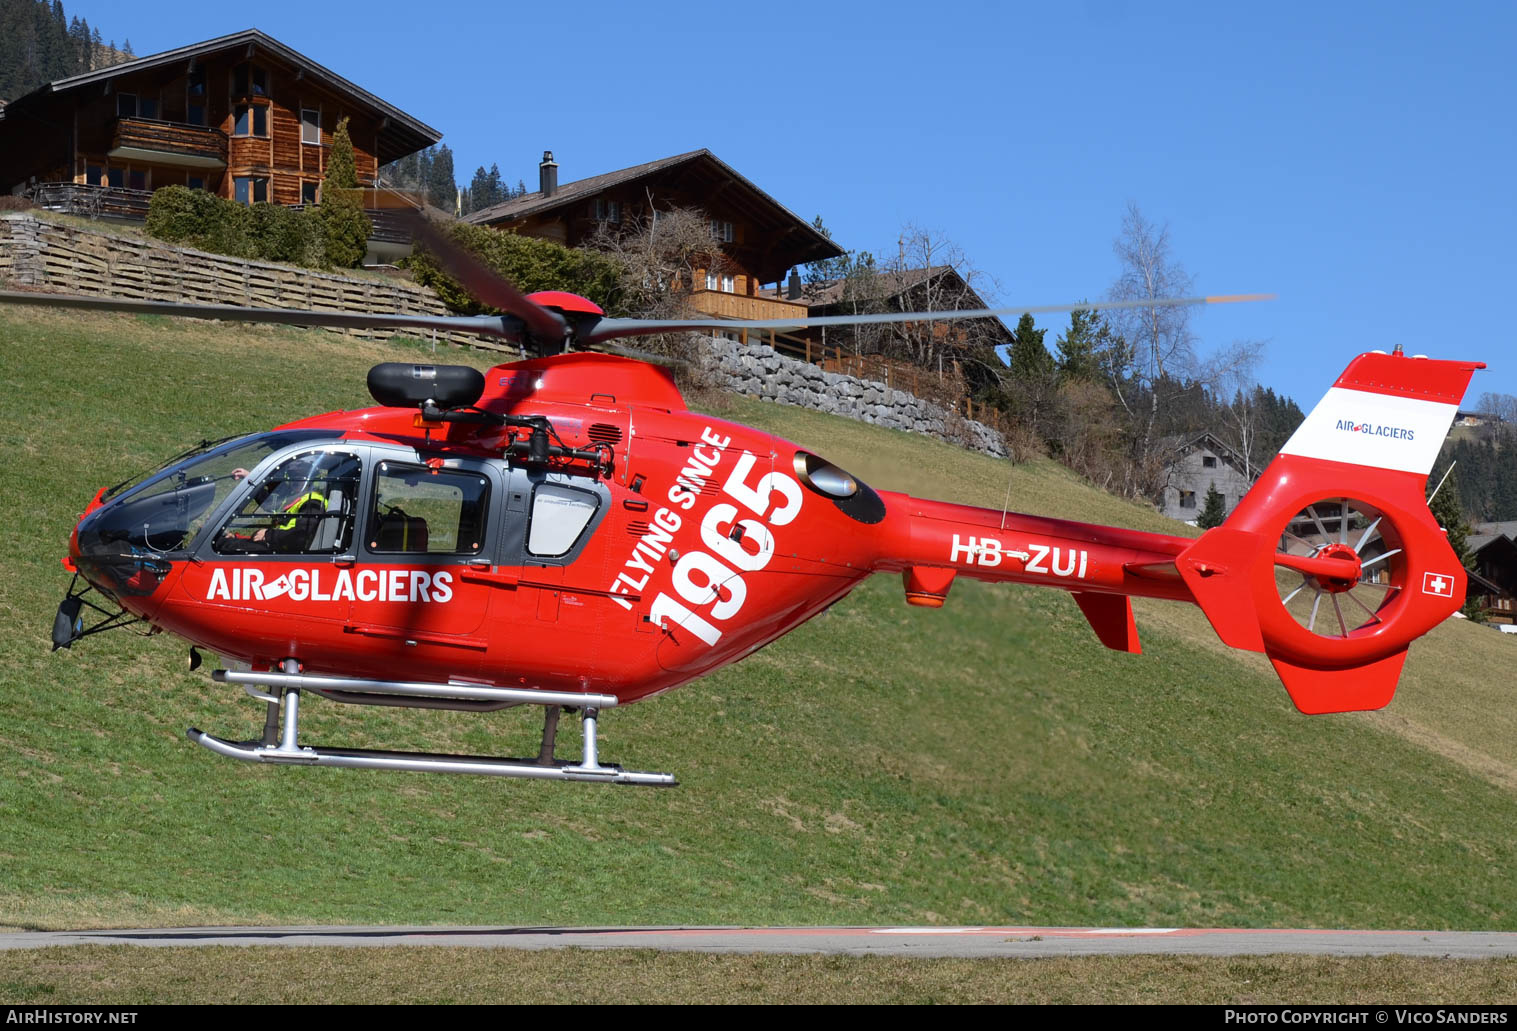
[103,430,338,508]
[215,450,362,555]
[75,431,340,559]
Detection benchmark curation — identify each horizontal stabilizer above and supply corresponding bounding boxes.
[1177,528,1266,653]
[1072,592,1140,654]
[1268,648,1408,715]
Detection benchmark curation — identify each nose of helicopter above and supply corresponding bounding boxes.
[53,486,165,650]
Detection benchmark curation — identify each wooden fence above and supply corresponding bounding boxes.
[0,213,523,354]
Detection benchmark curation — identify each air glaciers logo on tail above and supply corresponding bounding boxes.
[1337,418,1415,441]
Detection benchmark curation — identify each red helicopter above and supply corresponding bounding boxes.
[1,230,1483,788]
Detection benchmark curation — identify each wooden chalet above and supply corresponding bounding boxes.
[762,265,1008,365]
[1161,432,1257,523]
[1468,522,1517,624]
[0,29,439,235]
[464,149,842,329]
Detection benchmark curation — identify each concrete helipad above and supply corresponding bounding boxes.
[3,926,1516,959]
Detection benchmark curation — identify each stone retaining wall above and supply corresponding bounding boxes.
[703,337,1006,457]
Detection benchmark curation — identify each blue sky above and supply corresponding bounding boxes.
[96,1,1516,408]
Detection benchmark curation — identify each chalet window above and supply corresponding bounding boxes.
[117,93,136,118]
[1202,456,1217,468]
[139,97,158,120]
[234,176,268,205]
[234,104,268,137]
[705,272,719,291]
[187,68,205,97]
[711,219,734,243]
[721,274,734,293]
[106,168,124,188]
[233,63,267,98]
[1179,490,1197,510]
[301,181,318,205]
[592,198,620,223]
[187,103,205,126]
[301,109,320,145]
[86,164,103,186]
[187,176,205,191]
[127,170,146,191]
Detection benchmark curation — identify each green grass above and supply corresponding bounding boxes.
[4,948,1517,1005]
[2,305,1516,940]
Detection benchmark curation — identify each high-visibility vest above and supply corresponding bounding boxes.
[275,491,326,531]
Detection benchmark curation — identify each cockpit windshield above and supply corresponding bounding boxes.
[78,431,341,570]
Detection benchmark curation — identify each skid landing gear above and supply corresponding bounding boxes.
[186,665,677,786]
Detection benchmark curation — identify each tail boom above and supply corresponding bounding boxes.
[870,351,1482,715]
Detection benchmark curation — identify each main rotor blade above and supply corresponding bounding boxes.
[402,213,569,345]
[580,293,1274,345]
[0,289,523,340]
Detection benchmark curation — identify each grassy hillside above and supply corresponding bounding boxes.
[1,305,1514,935]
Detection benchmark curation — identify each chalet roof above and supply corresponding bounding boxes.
[463,148,841,278]
[1159,431,1257,481]
[1468,531,1517,596]
[1474,521,1517,541]
[784,266,984,306]
[760,266,1010,335]
[0,28,440,163]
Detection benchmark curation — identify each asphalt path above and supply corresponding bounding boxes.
[4,926,1517,959]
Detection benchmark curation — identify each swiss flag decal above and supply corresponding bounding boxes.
[1422,572,1455,597]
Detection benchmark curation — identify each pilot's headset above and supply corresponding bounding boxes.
[270,454,328,506]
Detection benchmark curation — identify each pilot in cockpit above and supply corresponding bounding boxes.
[220,454,340,553]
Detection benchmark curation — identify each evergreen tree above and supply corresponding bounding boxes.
[1054,306,1105,382]
[803,216,850,285]
[426,144,456,214]
[1196,483,1227,528]
[325,115,358,189]
[1007,312,1053,379]
[318,115,370,267]
[1429,470,1474,568]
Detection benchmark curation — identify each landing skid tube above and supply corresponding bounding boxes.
[188,667,677,786]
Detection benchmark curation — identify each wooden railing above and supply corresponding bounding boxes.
[289,203,412,244]
[111,117,228,165]
[31,182,153,220]
[690,288,809,322]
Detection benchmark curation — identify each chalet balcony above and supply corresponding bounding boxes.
[690,288,809,323]
[109,117,228,169]
[32,182,153,221]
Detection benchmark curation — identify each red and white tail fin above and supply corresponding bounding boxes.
[1178,350,1484,714]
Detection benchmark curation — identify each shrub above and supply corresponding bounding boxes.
[146,186,254,259]
[409,220,625,315]
[146,187,329,267]
[0,195,37,211]
[247,202,325,267]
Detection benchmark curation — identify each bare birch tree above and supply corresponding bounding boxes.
[586,200,732,361]
[871,224,1006,391]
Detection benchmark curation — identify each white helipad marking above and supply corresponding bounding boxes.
[872,927,984,935]
[1086,928,1180,935]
